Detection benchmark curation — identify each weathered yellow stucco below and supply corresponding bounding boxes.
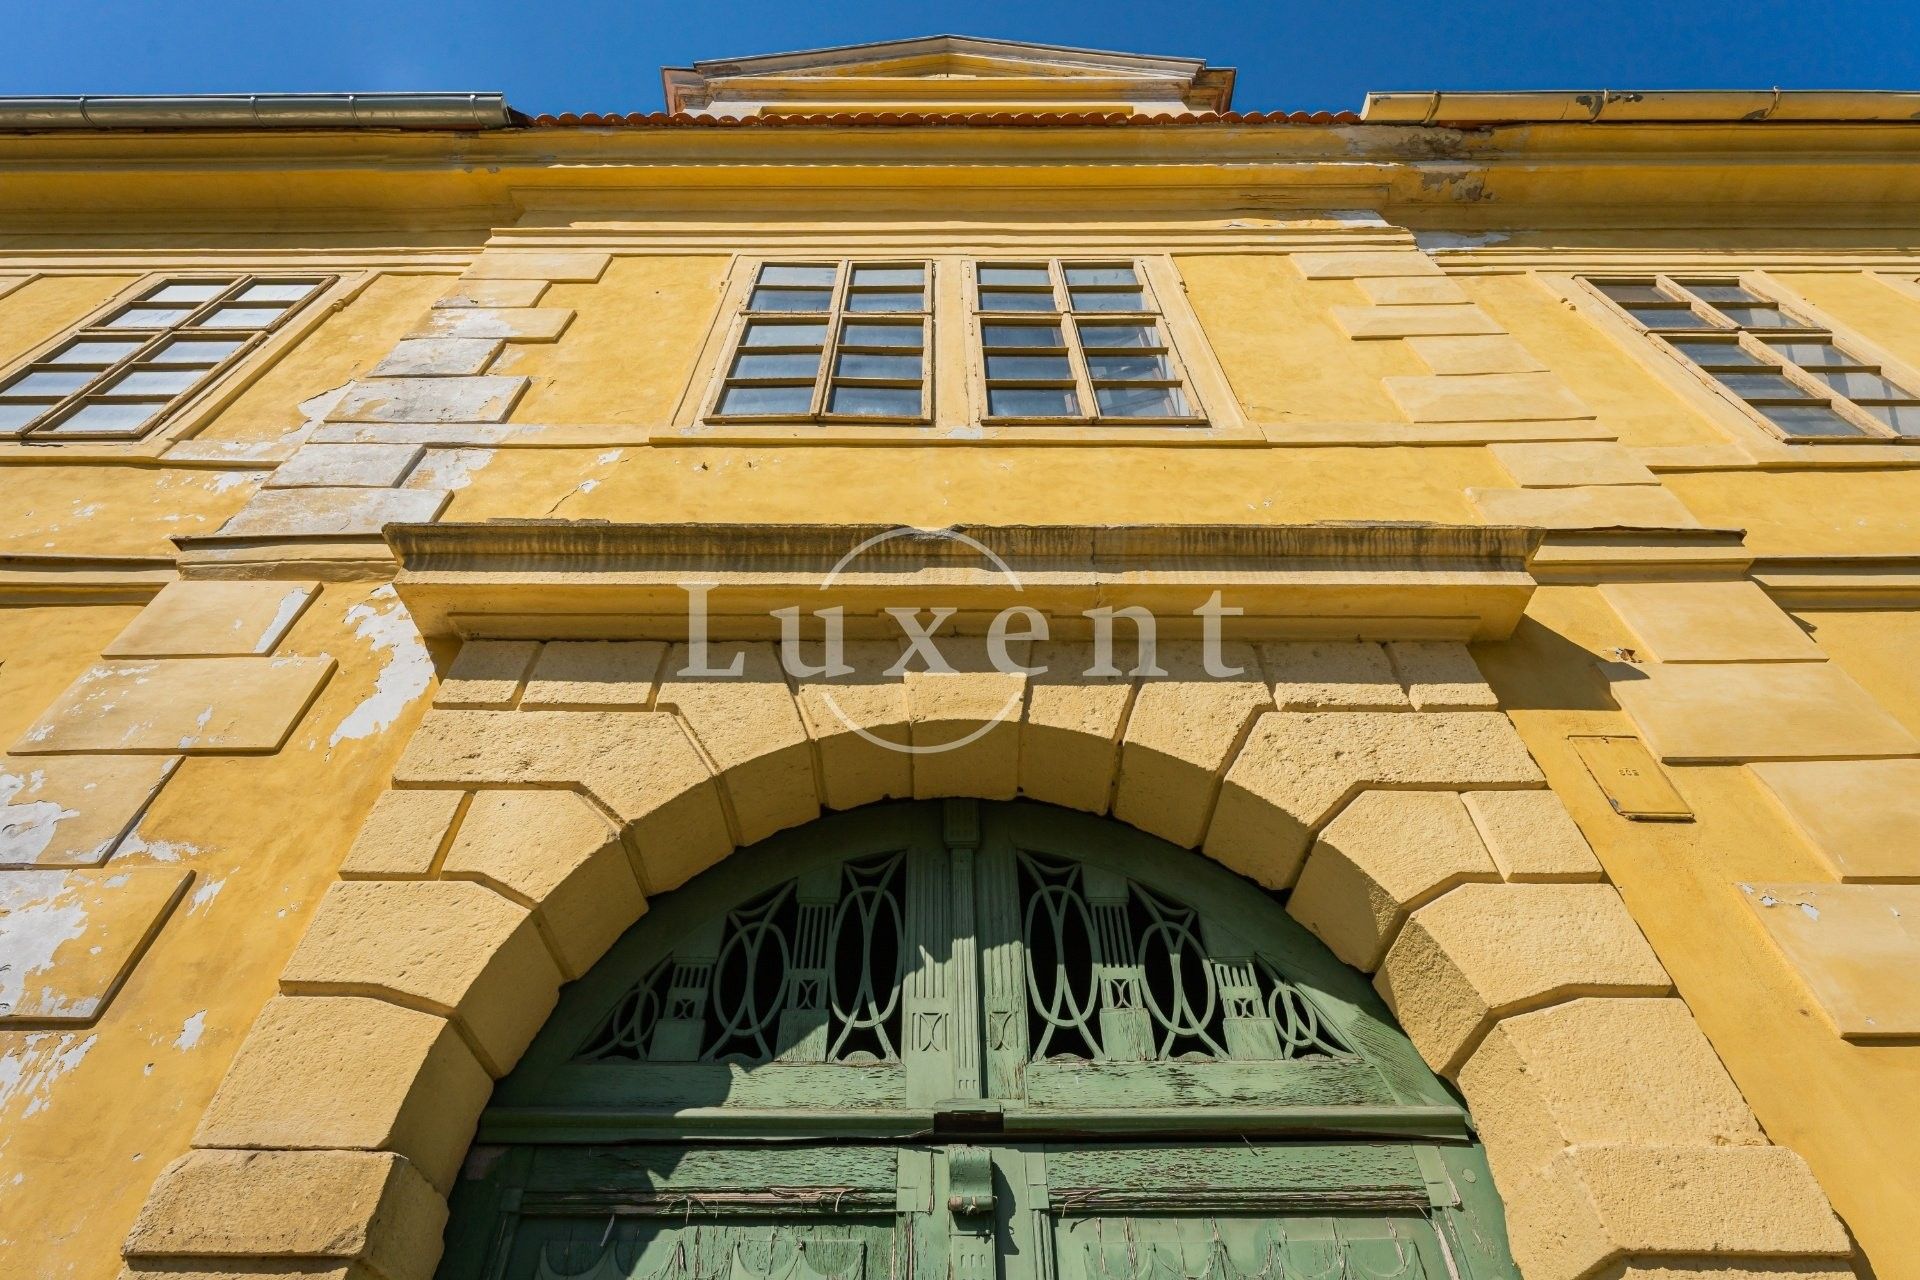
[5,37,1920,1280]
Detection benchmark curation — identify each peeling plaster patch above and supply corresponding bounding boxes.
[0,767,77,865]
[1414,230,1513,252]
[255,587,315,654]
[596,449,624,465]
[114,829,203,864]
[405,446,496,492]
[0,875,89,1019]
[1325,209,1392,227]
[187,878,224,913]
[298,384,352,424]
[578,479,601,493]
[204,471,264,495]
[1800,902,1821,921]
[330,585,433,748]
[0,1033,96,1118]
[173,1010,206,1050]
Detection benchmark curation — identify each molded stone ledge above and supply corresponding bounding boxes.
[0,753,179,867]
[1502,1144,1850,1280]
[331,376,528,424]
[194,995,491,1195]
[104,580,319,656]
[13,656,336,755]
[1458,998,1765,1193]
[1111,642,1270,849]
[1203,711,1543,889]
[281,879,562,1076]
[124,1148,447,1280]
[1287,790,1501,970]
[1375,882,1671,1074]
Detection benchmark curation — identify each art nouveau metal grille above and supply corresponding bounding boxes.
[579,852,907,1065]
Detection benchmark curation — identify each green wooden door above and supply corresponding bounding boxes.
[441,801,1518,1280]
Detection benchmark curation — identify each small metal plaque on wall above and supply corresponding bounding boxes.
[1571,734,1694,821]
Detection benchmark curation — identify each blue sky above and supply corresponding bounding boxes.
[10,0,1920,116]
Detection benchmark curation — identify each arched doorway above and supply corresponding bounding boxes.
[439,800,1519,1279]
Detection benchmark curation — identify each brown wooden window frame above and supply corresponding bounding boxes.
[1584,273,1920,443]
[706,260,934,426]
[0,273,335,442]
[969,258,1205,427]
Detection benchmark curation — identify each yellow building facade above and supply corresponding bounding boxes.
[2,36,1918,1280]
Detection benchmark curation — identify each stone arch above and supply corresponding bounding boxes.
[122,638,1854,1280]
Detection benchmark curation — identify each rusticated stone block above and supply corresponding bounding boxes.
[339,789,466,879]
[1287,790,1500,970]
[0,753,178,867]
[1357,275,1469,306]
[1259,641,1408,711]
[105,580,319,656]
[1458,998,1763,1192]
[1203,711,1542,888]
[1407,335,1546,376]
[442,789,644,978]
[659,641,819,846]
[195,995,491,1194]
[1462,790,1603,882]
[522,640,666,709]
[1376,882,1671,1074]
[1019,641,1132,813]
[1384,641,1498,710]
[1333,304,1503,339]
[792,641,912,811]
[434,640,541,709]
[393,709,729,894]
[1112,641,1270,848]
[1503,1144,1849,1280]
[905,637,1028,801]
[1467,485,1703,531]
[124,1148,447,1280]
[282,879,561,1076]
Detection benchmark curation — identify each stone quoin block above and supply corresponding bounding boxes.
[1383,371,1593,423]
[1406,335,1547,376]
[14,656,336,755]
[1601,580,1825,663]
[370,338,504,378]
[414,308,573,343]
[1750,758,1920,880]
[436,278,549,309]
[460,251,609,282]
[104,580,319,656]
[266,443,424,489]
[1488,441,1656,488]
[206,485,451,540]
[0,753,179,867]
[1612,661,1920,762]
[194,995,492,1195]
[0,866,191,1021]
[331,376,528,424]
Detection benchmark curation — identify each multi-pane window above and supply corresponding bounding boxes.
[711,261,931,422]
[1590,276,1920,441]
[972,260,1200,423]
[0,275,331,441]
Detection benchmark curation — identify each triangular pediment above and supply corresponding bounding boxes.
[663,35,1235,117]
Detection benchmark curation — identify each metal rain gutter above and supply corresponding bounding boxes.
[0,92,516,131]
[1361,89,1920,126]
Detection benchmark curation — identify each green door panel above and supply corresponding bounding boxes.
[442,801,1518,1280]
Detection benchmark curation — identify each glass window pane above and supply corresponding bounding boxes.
[1096,385,1190,418]
[1077,323,1159,349]
[978,289,1056,313]
[150,337,246,365]
[1763,339,1856,366]
[1684,283,1767,305]
[850,265,923,288]
[841,323,922,348]
[1069,289,1148,313]
[741,321,828,348]
[1717,306,1798,328]
[46,401,166,434]
[1087,353,1173,381]
[1627,306,1717,331]
[1595,283,1669,304]
[845,290,922,314]
[1809,370,1912,400]
[981,323,1063,348]
[989,386,1079,417]
[1668,340,1766,367]
[195,306,284,329]
[717,384,813,415]
[102,368,202,396]
[827,385,920,417]
[146,282,229,303]
[758,264,836,287]
[1863,403,1920,435]
[105,306,194,329]
[748,288,832,313]
[53,340,145,366]
[236,282,318,303]
[836,352,922,379]
[979,265,1051,287]
[1718,372,1815,399]
[730,352,821,380]
[3,369,94,397]
[985,354,1073,380]
[0,402,45,431]
[1064,265,1139,287]
[1757,403,1867,437]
